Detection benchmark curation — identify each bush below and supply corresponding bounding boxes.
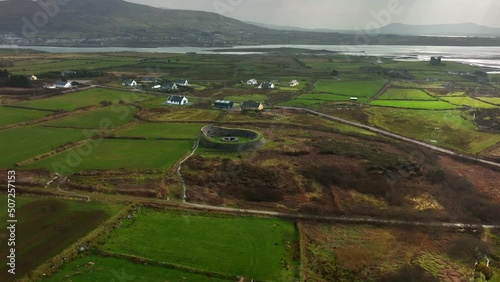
[7,75,31,88]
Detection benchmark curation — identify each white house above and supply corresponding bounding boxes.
[175,79,189,87]
[30,75,38,81]
[166,95,188,105]
[289,80,299,87]
[54,81,72,89]
[247,78,258,85]
[122,79,137,87]
[258,81,275,89]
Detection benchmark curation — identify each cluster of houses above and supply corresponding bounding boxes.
[122,78,189,91]
[246,78,300,89]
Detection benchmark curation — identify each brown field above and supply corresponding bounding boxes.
[299,222,495,282]
[0,198,115,281]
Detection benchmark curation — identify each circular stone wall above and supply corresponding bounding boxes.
[200,125,265,152]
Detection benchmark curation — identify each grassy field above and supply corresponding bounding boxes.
[14,88,150,111]
[0,126,88,167]
[113,123,204,139]
[102,209,298,281]
[43,255,233,282]
[0,106,51,126]
[369,100,458,109]
[27,139,193,173]
[296,93,371,103]
[42,106,138,128]
[151,109,222,121]
[441,97,498,108]
[0,196,123,282]
[366,108,500,154]
[477,97,500,105]
[280,99,328,107]
[314,80,388,97]
[377,88,436,100]
[391,81,445,88]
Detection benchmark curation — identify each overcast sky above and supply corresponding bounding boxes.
[126,0,500,29]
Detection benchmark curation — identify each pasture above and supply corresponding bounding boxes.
[441,97,498,108]
[102,209,298,281]
[42,106,138,128]
[113,122,204,139]
[366,108,500,154]
[477,97,500,105]
[14,88,150,111]
[0,106,51,126]
[0,196,123,282]
[369,100,458,110]
[377,89,436,100]
[0,126,88,167]
[43,255,232,282]
[27,139,193,173]
[313,80,388,97]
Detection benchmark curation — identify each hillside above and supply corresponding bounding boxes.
[0,0,274,42]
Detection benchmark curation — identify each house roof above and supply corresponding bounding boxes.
[175,79,188,84]
[168,95,186,103]
[122,79,135,83]
[241,100,262,108]
[55,81,70,85]
[215,100,233,104]
[163,82,177,88]
[260,82,274,88]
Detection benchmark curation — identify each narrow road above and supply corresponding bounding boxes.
[277,106,500,169]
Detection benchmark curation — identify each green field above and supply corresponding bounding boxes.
[114,123,204,139]
[314,80,388,97]
[103,209,298,281]
[477,97,500,105]
[297,93,370,102]
[43,106,138,128]
[0,106,51,126]
[441,97,498,108]
[366,108,500,154]
[224,94,268,103]
[369,100,458,109]
[43,255,232,282]
[378,89,436,100]
[152,109,222,121]
[0,126,88,167]
[391,81,445,88]
[27,139,193,173]
[14,88,150,111]
[0,196,123,281]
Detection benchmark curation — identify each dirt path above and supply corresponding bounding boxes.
[370,80,393,100]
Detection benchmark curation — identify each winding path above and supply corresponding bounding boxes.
[276,106,500,169]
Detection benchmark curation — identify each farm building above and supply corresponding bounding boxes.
[214,100,234,109]
[122,79,137,87]
[54,81,72,89]
[247,78,258,85]
[289,80,299,87]
[350,97,358,101]
[30,75,38,81]
[258,82,275,89]
[175,79,189,87]
[241,101,264,111]
[166,95,188,105]
[162,82,178,91]
[151,84,161,89]
[140,77,159,83]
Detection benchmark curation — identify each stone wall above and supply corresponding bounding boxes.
[200,125,265,152]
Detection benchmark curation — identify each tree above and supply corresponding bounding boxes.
[7,75,31,88]
[0,69,9,78]
[331,70,339,76]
